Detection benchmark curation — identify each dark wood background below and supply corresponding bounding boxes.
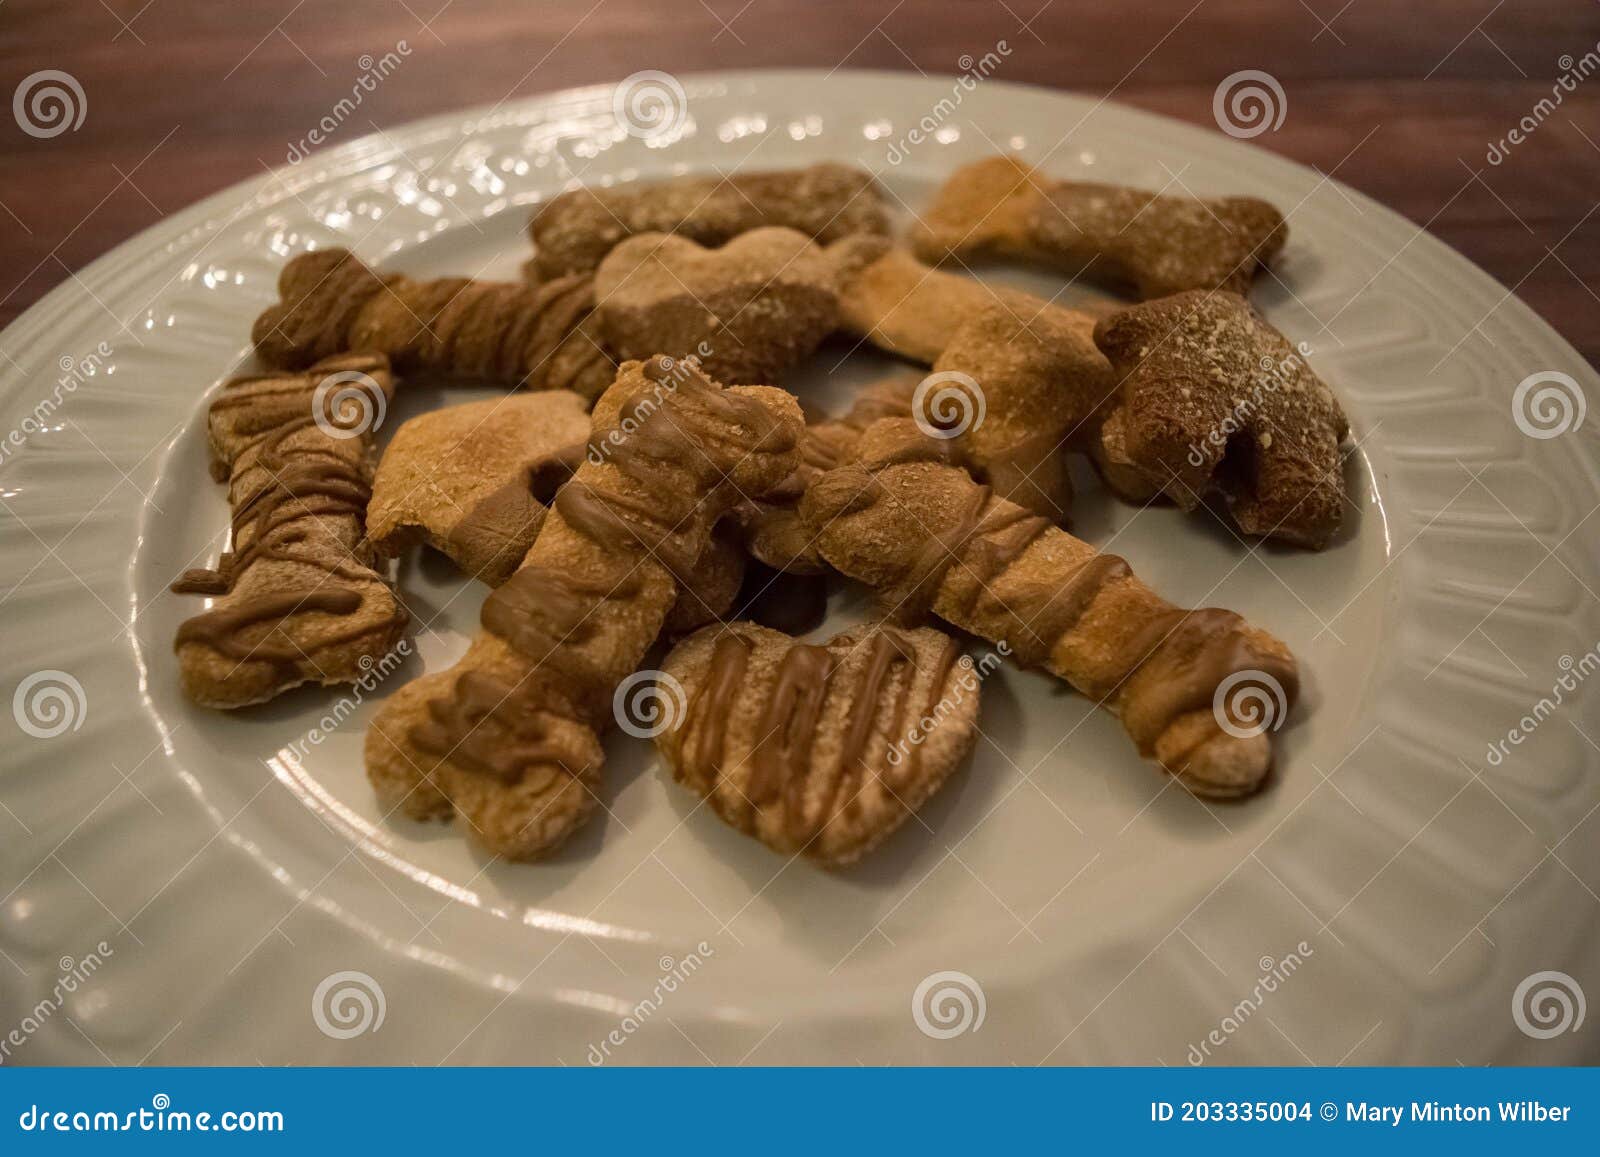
[2,0,1597,363]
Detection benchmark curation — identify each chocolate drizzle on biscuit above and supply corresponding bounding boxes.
[687,634,753,775]
[425,356,797,784]
[172,362,405,682]
[682,627,963,845]
[480,565,639,669]
[829,421,1299,766]
[546,356,789,565]
[746,642,835,807]
[175,589,365,666]
[251,248,613,397]
[411,670,592,783]
[732,377,918,575]
[554,481,702,577]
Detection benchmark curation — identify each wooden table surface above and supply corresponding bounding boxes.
[2,0,1597,364]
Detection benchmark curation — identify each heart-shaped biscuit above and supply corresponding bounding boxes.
[657,622,980,866]
[594,227,838,384]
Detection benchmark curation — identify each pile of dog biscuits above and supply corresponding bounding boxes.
[174,155,1343,868]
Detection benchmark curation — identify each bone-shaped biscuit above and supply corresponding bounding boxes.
[926,300,1115,521]
[657,621,979,866]
[528,162,889,281]
[173,354,408,708]
[1094,290,1349,548]
[911,155,1287,299]
[801,418,1299,798]
[364,357,802,859]
[827,234,1082,365]
[251,248,614,400]
[732,374,920,574]
[826,237,1115,521]
[367,393,591,586]
[594,227,839,385]
[367,393,749,631]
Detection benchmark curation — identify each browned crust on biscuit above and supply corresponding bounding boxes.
[173,354,408,709]
[366,393,591,586]
[731,374,920,574]
[364,357,803,860]
[528,162,889,281]
[1094,290,1349,548]
[928,301,1115,521]
[801,418,1300,799]
[594,227,838,385]
[251,248,615,400]
[658,622,979,866]
[910,155,1287,299]
[825,234,1103,369]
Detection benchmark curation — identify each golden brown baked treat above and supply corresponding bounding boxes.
[594,227,838,385]
[826,234,1104,367]
[527,162,889,281]
[733,374,919,574]
[172,354,408,708]
[658,622,979,866]
[1094,291,1349,549]
[367,393,590,586]
[1086,402,1165,504]
[801,418,1299,799]
[926,301,1114,521]
[251,248,614,400]
[367,393,752,626]
[825,238,1115,521]
[910,155,1287,299]
[364,357,802,859]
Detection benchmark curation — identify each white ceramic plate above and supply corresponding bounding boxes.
[2,70,1597,1066]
